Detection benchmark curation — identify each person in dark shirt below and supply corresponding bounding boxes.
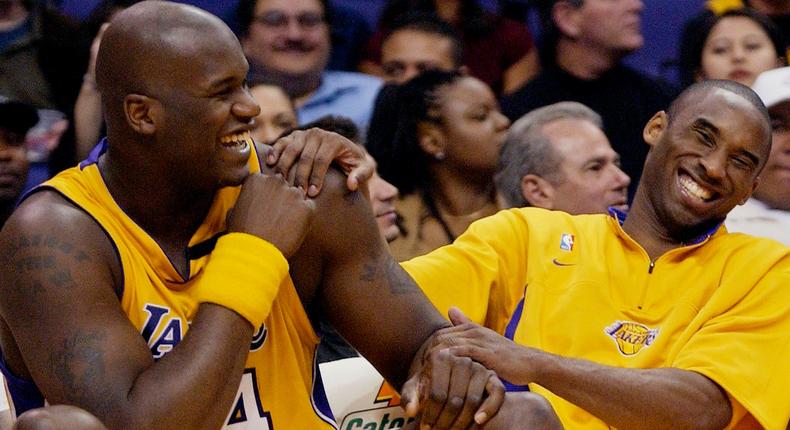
[500,0,677,200]
[360,0,539,95]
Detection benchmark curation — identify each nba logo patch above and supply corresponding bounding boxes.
[559,234,574,251]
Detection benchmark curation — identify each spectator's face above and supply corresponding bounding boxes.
[368,170,401,242]
[699,16,781,87]
[250,84,298,145]
[0,127,29,203]
[573,0,643,54]
[542,118,630,214]
[753,100,790,210]
[434,77,510,174]
[381,29,456,84]
[243,0,330,78]
[641,89,768,232]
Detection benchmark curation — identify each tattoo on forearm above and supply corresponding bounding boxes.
[360,260,377,283]
[385,259,419,295]
[344,188,365,205]
[49,331,114,415]
[358,252,418,295]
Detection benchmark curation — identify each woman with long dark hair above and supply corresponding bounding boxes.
[367,70,510,261]
[679,7,785,87]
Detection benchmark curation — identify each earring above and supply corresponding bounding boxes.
[435,151,446,161]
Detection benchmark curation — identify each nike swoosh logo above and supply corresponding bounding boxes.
[552,258,576,267]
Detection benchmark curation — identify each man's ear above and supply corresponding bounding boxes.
[124,94,158,136]
[553,0,583,39]
[521,174,555,209]
[643,111,667,149]
[417,122,447,161]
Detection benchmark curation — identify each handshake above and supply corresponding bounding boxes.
[386,308,561,430]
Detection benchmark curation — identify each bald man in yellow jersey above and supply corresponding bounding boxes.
[0,2,553,429]
[405,80,790,430]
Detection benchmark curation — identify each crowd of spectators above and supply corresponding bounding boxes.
[1,0,789,429]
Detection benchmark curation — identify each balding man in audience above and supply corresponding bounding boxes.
[500,0,676,200]
[495,102,630,214]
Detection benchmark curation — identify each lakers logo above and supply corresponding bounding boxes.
[605,321,659,356]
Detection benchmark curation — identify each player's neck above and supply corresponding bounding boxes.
[621,191,680,261]
[98,150,214,249]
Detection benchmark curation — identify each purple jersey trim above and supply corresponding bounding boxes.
[502,293,530,392]
[607,207,720,245]
[80,138,107,169]
[312,349,338,428]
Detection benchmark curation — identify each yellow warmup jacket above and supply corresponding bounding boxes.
[404,207,790,430]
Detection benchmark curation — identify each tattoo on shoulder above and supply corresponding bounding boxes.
[2,233,92,299]
[49,330,114,415]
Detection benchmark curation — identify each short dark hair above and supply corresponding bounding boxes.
[377,0,496,39]
[237,0,332,38]
[678,8,785,88]
[667,79,772,163]
[0,99,39,136]
[384,12,464,68]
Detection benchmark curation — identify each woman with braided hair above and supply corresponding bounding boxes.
[367,70,510,261]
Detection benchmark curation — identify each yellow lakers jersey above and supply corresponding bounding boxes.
[42,142,336,429]
[404,207,790,430]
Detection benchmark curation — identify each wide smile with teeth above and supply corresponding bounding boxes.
[678,174,714,202]
[219,131,252,149]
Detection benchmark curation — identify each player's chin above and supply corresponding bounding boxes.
[218,166,251,188]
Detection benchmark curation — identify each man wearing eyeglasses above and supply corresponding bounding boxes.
[238,0,382,133]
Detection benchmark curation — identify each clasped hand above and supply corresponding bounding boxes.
[400,318,507,429]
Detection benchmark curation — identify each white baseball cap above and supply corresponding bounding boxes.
[752,67,790,108]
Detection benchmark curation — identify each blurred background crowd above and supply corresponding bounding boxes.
[2,0,790,426]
